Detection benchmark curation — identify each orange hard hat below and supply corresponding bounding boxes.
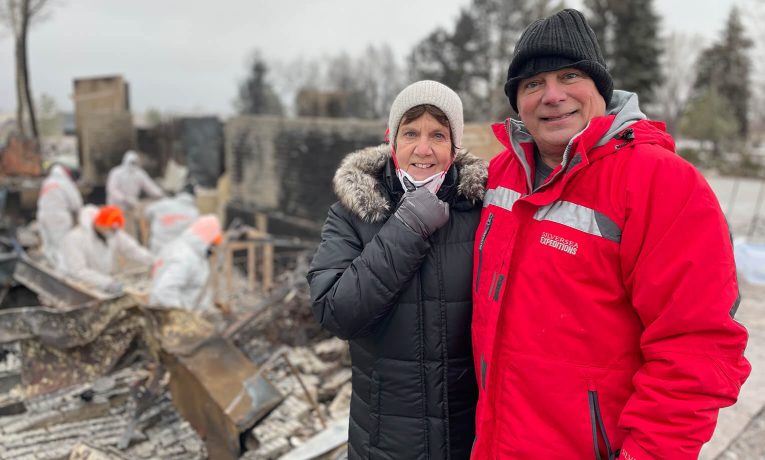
[190,215,223,245]
[93,205,125,229]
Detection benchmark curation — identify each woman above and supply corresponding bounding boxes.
[307,80,486,459]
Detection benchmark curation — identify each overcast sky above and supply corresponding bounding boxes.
[0,0,755,116]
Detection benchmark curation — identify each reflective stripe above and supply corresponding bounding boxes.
[483,186,522,212]
[534,201,621,242]
[484,187,622,242]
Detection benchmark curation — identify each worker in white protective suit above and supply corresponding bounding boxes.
[59,205,155,294]
[36,164,83,266]
[149,214,222,312]
[106,150,164,209]
[143,185,199,254]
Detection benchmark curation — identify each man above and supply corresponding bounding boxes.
[143,184,199,253]
[106,150,164,210]
[149,214,222,313]
[60,205,154,295]
[106,150,164,236]
[36,164,83,266]
[471,9,750,460]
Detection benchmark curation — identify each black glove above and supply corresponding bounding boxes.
[394,179,450,238]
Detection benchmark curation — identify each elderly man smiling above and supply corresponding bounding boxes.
[470,8,751,460]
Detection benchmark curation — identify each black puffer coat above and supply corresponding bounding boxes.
[307,144,486,459]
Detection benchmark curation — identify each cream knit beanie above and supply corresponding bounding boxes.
[388,80,464,149]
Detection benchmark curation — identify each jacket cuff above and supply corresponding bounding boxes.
[619,436,653,460]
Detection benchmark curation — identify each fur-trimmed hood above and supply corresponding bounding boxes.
[333,143,487,223]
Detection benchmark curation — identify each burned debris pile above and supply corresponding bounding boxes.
[0,235,350,460]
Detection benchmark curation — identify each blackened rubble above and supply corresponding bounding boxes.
[0,242,353,460]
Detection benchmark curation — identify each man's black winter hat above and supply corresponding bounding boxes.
[504,8,613,112]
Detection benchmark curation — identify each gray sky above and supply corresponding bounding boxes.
[0,0,753,116]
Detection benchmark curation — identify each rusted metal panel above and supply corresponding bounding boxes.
[0,135,43,177]
[11,256,102,309]
[0,296,135,346]
[163,332,283,460]
[0,295,144,396]
[20,312,144,397]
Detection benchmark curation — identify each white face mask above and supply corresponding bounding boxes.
[389,136,453,195]
[396,168,448,194]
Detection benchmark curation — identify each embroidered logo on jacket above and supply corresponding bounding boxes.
[539,232,578,255]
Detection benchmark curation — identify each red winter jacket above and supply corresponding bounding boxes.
[471,91,751,460]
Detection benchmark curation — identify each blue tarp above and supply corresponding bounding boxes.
[734,238,765,286]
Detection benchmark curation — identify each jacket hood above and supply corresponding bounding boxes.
[333,143,487,223]
[593,90,675,154]
[177,192,194,203]
[177,215,220,257]
[122,150,139,167]
[77,204,99,231]
[49,164,70,181]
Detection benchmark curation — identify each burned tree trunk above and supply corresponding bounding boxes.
[17,0,38,140]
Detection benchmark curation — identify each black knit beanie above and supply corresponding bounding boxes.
[504,8,613,112]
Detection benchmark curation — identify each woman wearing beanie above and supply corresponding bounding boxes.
[308,80,486,459]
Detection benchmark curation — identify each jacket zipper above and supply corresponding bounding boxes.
[416,272,430,459]
[588,390,616,460]
[614,128,635,150]
[474,212,494,293]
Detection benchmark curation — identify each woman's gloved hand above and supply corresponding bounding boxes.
[394,178,449,238]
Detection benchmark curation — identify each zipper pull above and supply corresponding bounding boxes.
[615,128,634,141]
[615,128,635,149]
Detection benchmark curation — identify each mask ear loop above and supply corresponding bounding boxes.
[437,144,458,183]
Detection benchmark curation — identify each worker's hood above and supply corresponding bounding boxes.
[179,214,221,257]
[49,164,71,181]
[77,204,99,232]
[122,150,139,168]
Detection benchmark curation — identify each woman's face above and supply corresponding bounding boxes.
[394,112,453,181]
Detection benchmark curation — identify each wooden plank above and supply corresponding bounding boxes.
[247,243,255,291]
[262,241,274,292]
[256,213,268,234]
[277,417,348,460]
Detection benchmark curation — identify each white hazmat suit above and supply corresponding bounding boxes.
[36,165,83,266]
[106,150,163,210]
[59,205,155,293]
[143,192,199,253]
[149,215,221,312]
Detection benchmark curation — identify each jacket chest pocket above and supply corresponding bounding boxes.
[474,210,515,316]
[531,200,622,277]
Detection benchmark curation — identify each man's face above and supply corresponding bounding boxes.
[516,67,606,158]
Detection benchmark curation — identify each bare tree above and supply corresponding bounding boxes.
[0,0,53,140]
[269,44,405,119]
[651,31,704,135]
[743,0,765,145]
